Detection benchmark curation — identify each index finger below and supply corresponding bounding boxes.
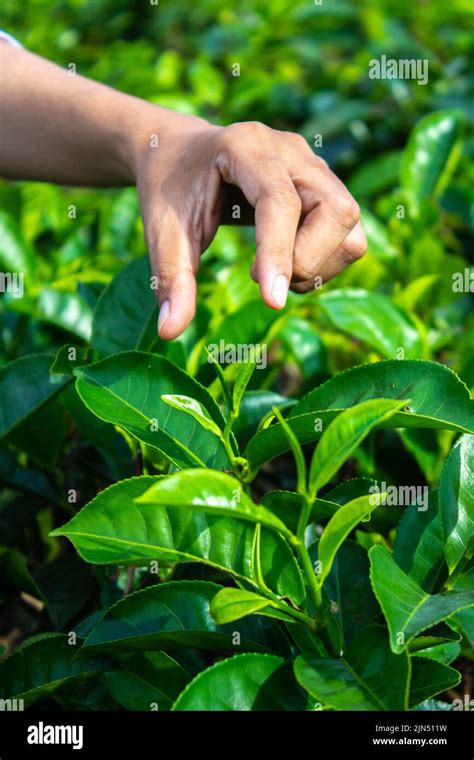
[216,136,301,309]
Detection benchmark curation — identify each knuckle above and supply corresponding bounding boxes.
[334,194,360,229]
[256,239,291,265]
[342,242,366,264]
[264,182,302,213]
[292,261,317,283]
[284,131,309,150]
[314,154,329,170]
[216,122,272,166]
[154,263,197,297]
[352,239,368,259]
[154,264,174,291]
[244,120,271,137]
[216,125,240,157]
[223,121,269,144]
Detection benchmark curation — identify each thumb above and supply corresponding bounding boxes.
[150,222,199,341]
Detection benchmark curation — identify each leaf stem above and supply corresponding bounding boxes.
[277,604,318,630]
[296,494,313,540]
[255,586,318,630]
[295,537,323,614]
[272,407,307,496]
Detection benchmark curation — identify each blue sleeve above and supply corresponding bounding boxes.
[0,31,23,48]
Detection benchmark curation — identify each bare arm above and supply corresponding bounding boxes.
[0,44,367,339]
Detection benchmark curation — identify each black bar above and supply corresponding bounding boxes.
[0,710,471,757]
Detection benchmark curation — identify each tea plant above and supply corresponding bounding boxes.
[0,3,473,710]
[0,335,473,709]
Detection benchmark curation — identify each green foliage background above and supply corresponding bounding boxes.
[0,0,472,713]
[0,0,472,374]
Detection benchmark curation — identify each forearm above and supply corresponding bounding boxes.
[0,44,207,187]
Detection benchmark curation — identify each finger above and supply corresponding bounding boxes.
[250,201,362,286]
[254,170,302,306]
[216,137,301,309]
[277,135,361,282]
[146,210,199,341]
[318,220,367,281]
[290,221,367,293]
[291,182,360,283]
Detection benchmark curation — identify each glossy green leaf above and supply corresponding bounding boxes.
[348,151,402,199]
[409,656,460,708]
[401,110,464,201]
[273,405,308,495]
[210,588,276,624]
[450,567,474,646]
[5,395,66,468]
[82,581,288,655]
[262,490,339,534]
[319,479,380,524]
[173,653,307,711]
[319,289,422,359]
[261,491,301,533]
[409,622,461,652]
[359,208,399,268]
[318,494,385,584]
[325,478,376,504]
[394,491,446,592]
[90,256,207,363]
[286,622,328,657]
[103,651,190,711]
[0,634,109,706]
[326,540,380,648]
[0,547,45,602]
[161,394,222,437]
[0,209,33,278]
[369,545,474,653]
[60,385,133,480]
[0,355,70,439]
[278,317,327,378]
[197,298,281,384]
[205,346,233,406]
[294,625,409,710]
[50,344,90,376]
[247,361,474,470]
[91,256,156,357]
[308,399,405,497]
[74,352,230,470]
[292,360,473,430]
[54,677,120,711]
[51,477,305,603]
[233,361,257,414]
[233,391,295,449]
[0,450,59,503]
[411,641,461,665]
[136,469,292,538]
[395,275,440,313]
[33,556,94,630]
[439,434,474,573]
[399,427,442,483]
[37,288,93,341]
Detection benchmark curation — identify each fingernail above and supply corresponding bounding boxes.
[271,274,289,307]
[158,300,170,334]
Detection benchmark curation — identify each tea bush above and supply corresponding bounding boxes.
[0,0,472,711]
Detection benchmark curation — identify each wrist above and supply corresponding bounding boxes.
[121,101,215,182]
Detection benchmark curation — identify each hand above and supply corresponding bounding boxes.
[132,118,367,340]
[0,45,366,340]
